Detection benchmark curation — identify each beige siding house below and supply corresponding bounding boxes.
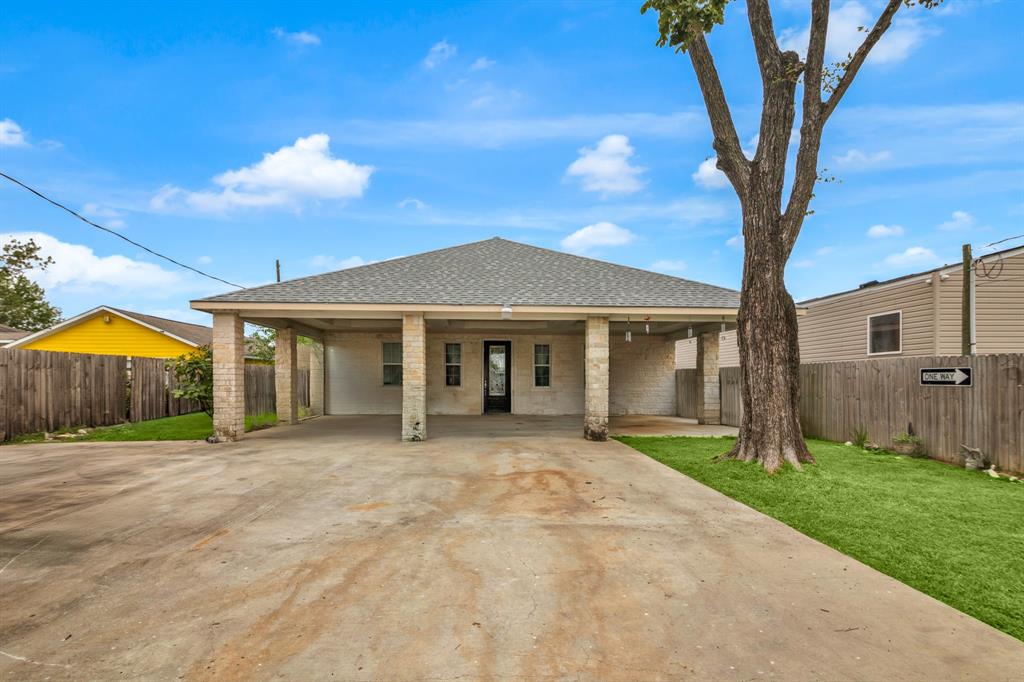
[193,238,740,442]
[676,245,1023,368]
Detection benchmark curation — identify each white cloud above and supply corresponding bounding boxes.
[780,1,934,66]
[423,40,457,69]
[835,148,892,167]
[0,231,180,293]
[151,134,373,213]
[470,57,495,71]
[309,254,366,271]
[791,259,816,268]
[82,203,126,229]
[726,234,743,248]
[937,210,978,231]
[272,28,321,46]
[197,255,213,265]
[867,224,904,238]
[398,197,427,210]
[566,135,645,196]
[883,246,939,268]
[692,156,731,189]
[816,246,836,256]
[650,259,687,273]
[0,118,28,146]
[560,222,636,254]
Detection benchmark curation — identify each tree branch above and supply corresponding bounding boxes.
[687,34,750,194]
[823,0,902,121]
[781,0,829,250]
[746,0,783,81]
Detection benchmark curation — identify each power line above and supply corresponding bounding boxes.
[0,170,243,289]
[984,234,1024,248]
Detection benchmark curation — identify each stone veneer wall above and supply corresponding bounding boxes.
[610,333,677,416]
[323,329,673,417]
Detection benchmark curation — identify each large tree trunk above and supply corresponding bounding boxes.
[721,203,814,473]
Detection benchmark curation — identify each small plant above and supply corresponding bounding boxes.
[851,424,869,449]
[168,346,213,417]
[892,432,924,456]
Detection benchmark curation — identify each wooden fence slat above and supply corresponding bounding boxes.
[678,353,1023,474]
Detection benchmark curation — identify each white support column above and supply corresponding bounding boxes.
[584,315,610,441]
[696,331,721,425]
[275,327,299,425]
[402,312,426,441]
[309,339,325,417]
[212,312,246,441]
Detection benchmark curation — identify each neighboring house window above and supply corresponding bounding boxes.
[445,343,461,386]
[867,311,901,355]
[534,344,551,387]
[382,342,402,385]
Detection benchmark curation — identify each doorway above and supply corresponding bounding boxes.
[483,340,512,413]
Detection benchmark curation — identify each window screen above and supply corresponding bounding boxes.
[382,342,402,385]
[534,344,551,387]
[445,343,461,386]
[868,312,901,354]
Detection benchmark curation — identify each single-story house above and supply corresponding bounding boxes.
[191,238,743,442]
[0,324,30,347]
[8,306,214,359]
[676,243,1024,368]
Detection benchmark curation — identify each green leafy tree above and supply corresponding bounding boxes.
[247,326,276,362]
[0,237,62,331]
[168,345,213,416]
[641,0,942,472]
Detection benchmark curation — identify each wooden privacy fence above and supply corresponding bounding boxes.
[680,354,1023,473]
[129,357,203,422]
[243,365,311,415]
[2,349,310,441]
[675,369,697,419]
[0,349,127,439]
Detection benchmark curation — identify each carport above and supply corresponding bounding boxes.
[191,238,742,442]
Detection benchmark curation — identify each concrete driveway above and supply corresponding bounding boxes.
[1,416,1020,681]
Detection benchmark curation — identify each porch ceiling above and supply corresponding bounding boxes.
[240,314,736,339]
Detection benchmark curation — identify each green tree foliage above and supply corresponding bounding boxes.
[0,237,62,331]
[247,326,276,362]
[168,345,214,416]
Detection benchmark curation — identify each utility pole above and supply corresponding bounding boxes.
[961,243,972,356]
[275,259,281,283]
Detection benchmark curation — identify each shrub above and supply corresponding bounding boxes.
[168,345,213,416]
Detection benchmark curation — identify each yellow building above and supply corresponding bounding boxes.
[8,306,212,359]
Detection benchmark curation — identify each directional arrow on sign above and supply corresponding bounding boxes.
[920,367,973,386]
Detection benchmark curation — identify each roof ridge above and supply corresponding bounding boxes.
[200,236,506,300]
[494,239,740,295]
[111,307,211,330]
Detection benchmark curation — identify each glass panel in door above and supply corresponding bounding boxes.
[488,346,506,396]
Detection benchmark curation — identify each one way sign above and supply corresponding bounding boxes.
[920,367,972,387]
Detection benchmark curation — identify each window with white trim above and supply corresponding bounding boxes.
[534,344,551,387]
[445,343,461,386]
[382,342,402,385]
[867,311,901,355]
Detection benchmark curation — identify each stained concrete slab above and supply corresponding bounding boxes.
[0,415,1020,681]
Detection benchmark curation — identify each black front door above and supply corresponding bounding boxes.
[483,341,512,413]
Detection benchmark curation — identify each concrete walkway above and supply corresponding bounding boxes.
[0,416,1020,680]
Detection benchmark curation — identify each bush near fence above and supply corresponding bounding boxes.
[677,354,1023,474]
[1,349,309,441]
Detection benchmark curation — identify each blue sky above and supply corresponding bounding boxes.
[2,0,1021,325]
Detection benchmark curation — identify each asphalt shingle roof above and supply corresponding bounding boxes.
[111,308,213,346]
[198,238,740,308]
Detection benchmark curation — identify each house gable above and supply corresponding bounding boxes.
[17,309,198,358]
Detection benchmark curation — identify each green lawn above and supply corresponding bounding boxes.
[7,412,278,443]
[616,435,1024,642]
